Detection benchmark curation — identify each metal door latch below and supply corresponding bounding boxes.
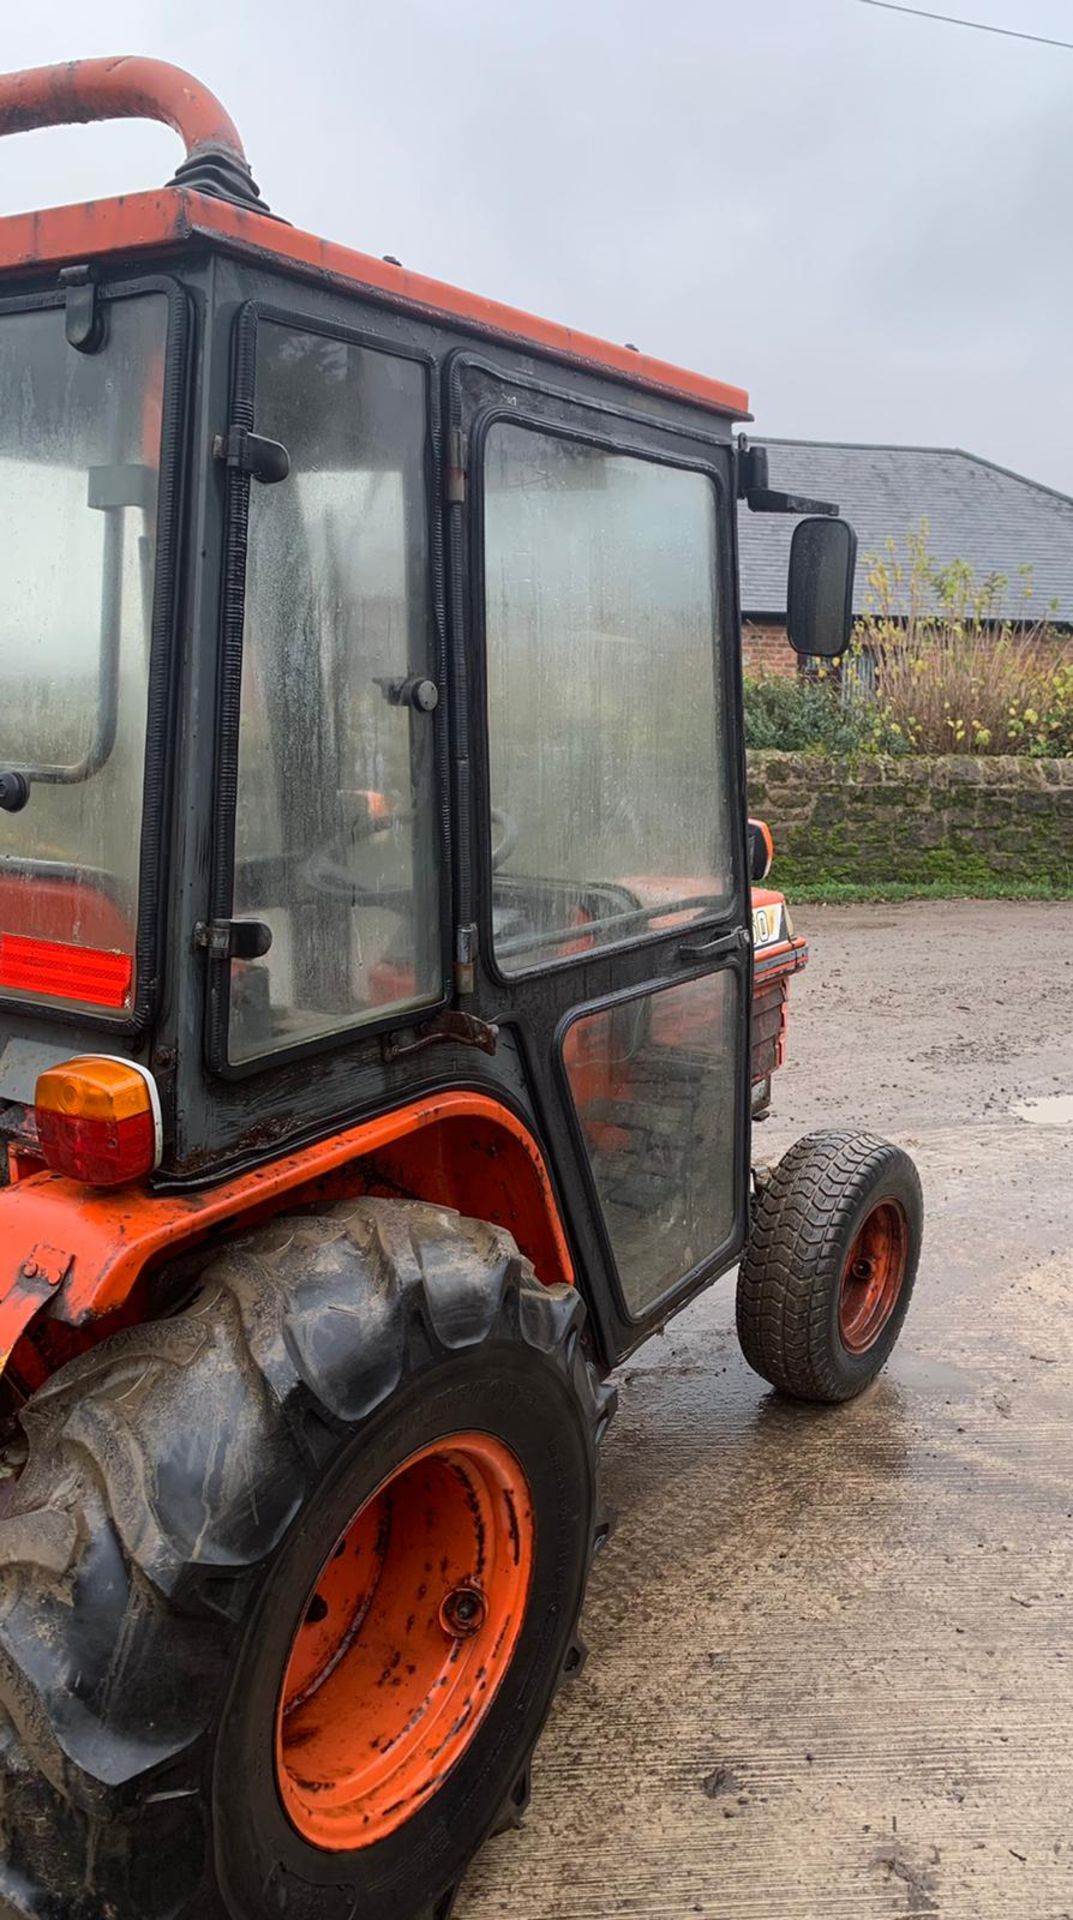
[382,1010,499,1064]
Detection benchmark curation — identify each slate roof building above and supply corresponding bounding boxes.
[738,440,1073,677]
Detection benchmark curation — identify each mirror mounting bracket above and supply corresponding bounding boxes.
[736,436,768,499]
[735,438,839,516]
[747,487,838,517]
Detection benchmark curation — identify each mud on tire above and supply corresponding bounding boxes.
[0,1199,614,1920]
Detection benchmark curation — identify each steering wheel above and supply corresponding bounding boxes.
[304,804,518,903]
[488,806,518,870]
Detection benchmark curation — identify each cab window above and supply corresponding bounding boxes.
[227,323,441,1065]
[0,293,168,1016]
[483,424,731,975]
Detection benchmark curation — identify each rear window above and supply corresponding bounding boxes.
[0,292,168,1016]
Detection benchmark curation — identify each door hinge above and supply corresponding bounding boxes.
[445,427,467,504]
[59,264,105,355]
[454,922,478,994]
[213,426,291,484]
[382,1009,499,1064]
[193,919,274,962]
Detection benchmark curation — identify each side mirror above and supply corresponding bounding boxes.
[787,516,857,659]
[748,818,773,884]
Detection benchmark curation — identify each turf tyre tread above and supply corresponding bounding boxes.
[737,1129,922,1403]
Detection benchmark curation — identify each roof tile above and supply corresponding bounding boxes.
[738,441,1073,624]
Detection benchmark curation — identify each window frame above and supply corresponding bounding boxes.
[471,401,739,990]
[451,352,751,1360]
[555,961,745,1327]
[0,274,190,1036]
[205,301,451,1079]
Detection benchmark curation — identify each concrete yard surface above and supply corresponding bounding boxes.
[459,901,1073,1920]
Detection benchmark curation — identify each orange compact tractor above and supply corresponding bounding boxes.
[0,60,923,1920]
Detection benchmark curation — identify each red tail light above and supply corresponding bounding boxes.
[34,1056,161,1186]
[0,934,132,1009]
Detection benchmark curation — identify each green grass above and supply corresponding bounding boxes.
[782,877,1073,905]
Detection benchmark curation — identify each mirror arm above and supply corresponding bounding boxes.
[747,488,839,516]
[735,437,840,516]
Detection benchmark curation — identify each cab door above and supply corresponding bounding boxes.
[453,356,752,1365]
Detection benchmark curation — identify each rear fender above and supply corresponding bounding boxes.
[0,1092,573,1390]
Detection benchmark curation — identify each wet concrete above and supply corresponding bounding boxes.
[460,902,1073,1920]
[1015,1095,1073,1128]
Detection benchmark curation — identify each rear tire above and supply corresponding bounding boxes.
[737,1130,923,1403]
[0,1199,614,1920]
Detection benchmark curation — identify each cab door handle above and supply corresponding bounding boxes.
[676,927,750,965]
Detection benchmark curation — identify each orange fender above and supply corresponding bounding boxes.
[0,1093,574,1386]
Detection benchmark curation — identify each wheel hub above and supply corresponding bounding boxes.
[274,1432,534,1851]
[838,1199,908,1353]
[440,1583,487,1638]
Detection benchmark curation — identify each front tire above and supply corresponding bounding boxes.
[737,1130,923,1403]
[0,1200,613,1920]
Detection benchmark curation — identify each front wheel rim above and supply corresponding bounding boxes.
[275,1431,534,1852]
[838,1199,909,1353]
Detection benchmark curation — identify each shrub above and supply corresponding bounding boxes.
[744,526,1073,759]
[854,523,1073,757]
[743,672,872,755]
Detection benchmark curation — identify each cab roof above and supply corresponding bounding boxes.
[0,186,750,421]
[0,57,748,420]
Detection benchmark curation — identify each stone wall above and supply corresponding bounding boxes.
[747,751,1073,889]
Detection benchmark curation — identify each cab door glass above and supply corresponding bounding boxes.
[0,294,168,1016]
[228,325,440,1065]
[483,425,730,975]
[563,970,740,1318]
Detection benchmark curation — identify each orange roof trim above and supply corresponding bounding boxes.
[0,186,750,420]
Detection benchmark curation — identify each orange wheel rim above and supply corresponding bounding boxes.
[838,1199,908,1353]
[274,1431,534,1852]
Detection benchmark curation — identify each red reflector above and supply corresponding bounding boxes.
[0,934,132,1009]
[35,1107,156,1187]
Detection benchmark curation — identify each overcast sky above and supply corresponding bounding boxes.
[2,1,1072,492]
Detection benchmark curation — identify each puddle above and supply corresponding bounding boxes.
[888,1349,977,1398]
[1012,1095,1073,1127]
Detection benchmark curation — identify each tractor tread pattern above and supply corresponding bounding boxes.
[737,1129,922,1403]
[0,1198,614,1920]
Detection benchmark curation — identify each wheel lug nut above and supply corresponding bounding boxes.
[440,1584,486,1638]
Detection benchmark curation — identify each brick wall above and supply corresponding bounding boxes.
[747,750,1073,889]
[741,620,796,680]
